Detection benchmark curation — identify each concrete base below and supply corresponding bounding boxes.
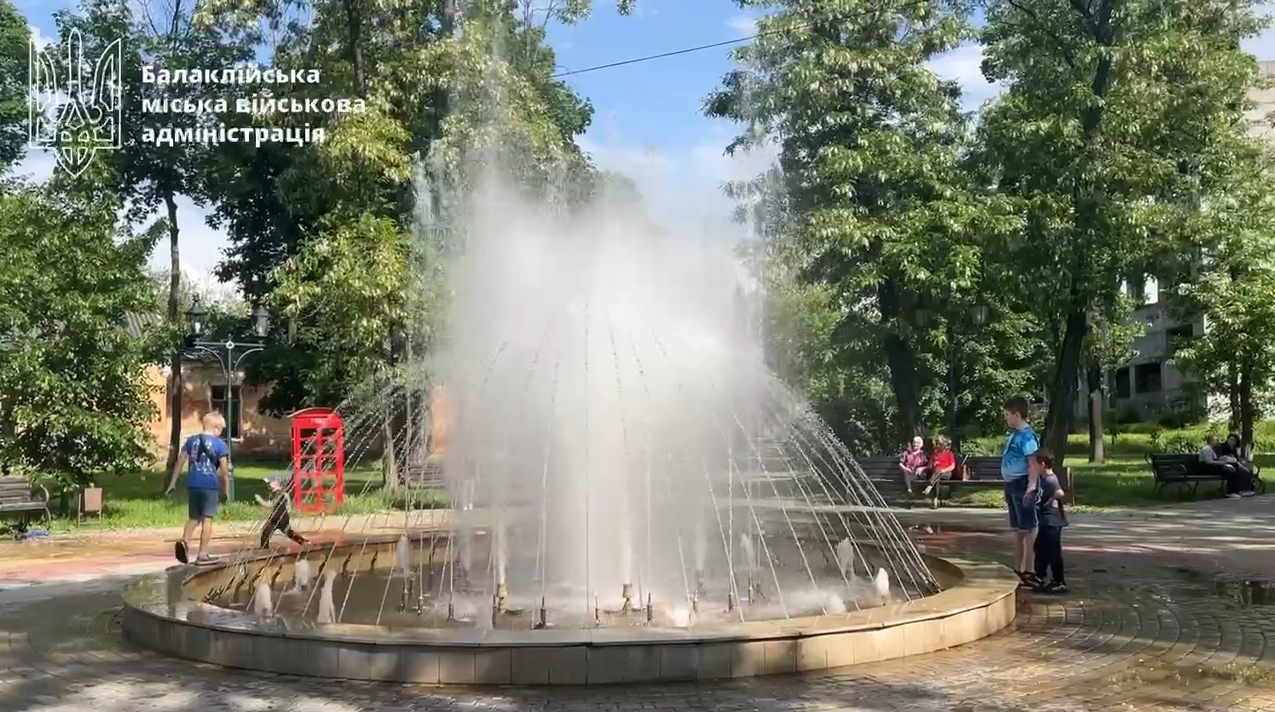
[120,549,1017,685]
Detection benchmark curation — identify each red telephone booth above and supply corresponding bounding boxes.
[290,407,345,513]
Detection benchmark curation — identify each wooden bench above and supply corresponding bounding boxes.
[855,456,908,499]
[954,456,1075,504]
[399,461,445,491]
[1146,453,1265,497]
[0,476,51,532]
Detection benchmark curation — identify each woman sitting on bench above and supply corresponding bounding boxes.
[1216,433,1257,498]
[1200,434,1255,498]
[922,436,957,497]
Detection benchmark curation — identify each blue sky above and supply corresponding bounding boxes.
[12,0,1275,290]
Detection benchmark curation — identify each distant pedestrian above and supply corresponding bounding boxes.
[1000,396,1040,587]
[165,412,230,565]
[256,473,309,550]
[1031,448,1068,594]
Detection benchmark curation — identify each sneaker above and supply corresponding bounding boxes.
[194,553,218,566]
[1241,491,1256,497]
[1042,581,1068,594]
[174,540,189,564]
[1226,493,1242,499]
[922,484,934,496]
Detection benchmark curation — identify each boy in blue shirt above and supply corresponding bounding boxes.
[1031,448,1068,594]
[1000,396,1040,586]
[165,412,230,565]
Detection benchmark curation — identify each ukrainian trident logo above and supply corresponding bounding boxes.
[28,29,123,179]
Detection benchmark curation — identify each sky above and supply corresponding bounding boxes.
[11,0,1275,289]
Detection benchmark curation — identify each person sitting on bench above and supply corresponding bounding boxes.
[1214,433,1257,499]
[898,436,928,490]
[922,436,957,497]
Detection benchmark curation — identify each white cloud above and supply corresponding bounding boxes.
[28,22,52,48]
[926,42,1001,112]
[727,14,757,38]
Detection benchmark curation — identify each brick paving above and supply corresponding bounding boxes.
[3,500,1275,711]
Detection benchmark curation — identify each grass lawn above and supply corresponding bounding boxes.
[943,428,1271,511]
[19,460,445,533]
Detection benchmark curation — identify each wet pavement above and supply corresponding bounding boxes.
[3,499,1275,711]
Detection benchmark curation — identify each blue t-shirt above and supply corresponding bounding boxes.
[1000,424,1039,480]
[183,434,228,490]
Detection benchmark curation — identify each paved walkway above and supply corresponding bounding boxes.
[3,499,1275,711]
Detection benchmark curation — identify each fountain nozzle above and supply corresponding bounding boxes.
[691,593,699,614]
[645,593,653,624]
[535,597,547,630]
[594,594,601,625]
[727,590,737,612]
[621,582,634,614]
[446,598,455,621]
[495,583,508,613]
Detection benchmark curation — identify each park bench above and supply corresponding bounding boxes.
[1146,453,1265,498]
[0,476,51,533]
[399,460,445,491]
[855,456,909,501]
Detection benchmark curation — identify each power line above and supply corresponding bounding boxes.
[549,1,927,79]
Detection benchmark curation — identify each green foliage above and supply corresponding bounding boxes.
[0,0,28,169]
[0,185,161,491]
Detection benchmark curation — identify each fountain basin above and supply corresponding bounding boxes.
[120,538,1017,684]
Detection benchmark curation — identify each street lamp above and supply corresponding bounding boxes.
[183,297,271,503]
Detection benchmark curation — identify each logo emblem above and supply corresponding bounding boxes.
[28,29,123,178]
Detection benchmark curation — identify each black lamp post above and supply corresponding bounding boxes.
[183,297,270,503]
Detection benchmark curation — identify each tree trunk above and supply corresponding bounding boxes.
[163,191,183,482]
[877,278,924,443]
[1087,362,1105,463]
[1043,307,1087,465]
[340,0,366,97]
[946,329,960,453]
[1240,357,1256,457]
[1228,360,1241,432]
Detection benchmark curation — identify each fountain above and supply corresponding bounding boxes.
[119,22,1018,683]
[292,558,311,591]
[251,581,273,616]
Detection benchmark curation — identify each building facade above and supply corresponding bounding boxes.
[143,360,293,460]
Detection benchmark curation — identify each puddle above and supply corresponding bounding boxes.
[1213,578,1275,606]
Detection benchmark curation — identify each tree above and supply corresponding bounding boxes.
[706,0,978,444]
[0,0,28,170]
[0,184,160,497]
[1170,136,1275,452]
[977,0,1268,462]
[56,0,257,476]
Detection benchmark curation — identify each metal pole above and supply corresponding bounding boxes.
[225,345,235,503]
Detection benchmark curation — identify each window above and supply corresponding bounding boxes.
[1134,362,1163,394]
[1114,367,1131,399]
[209,385,243,439]
[1167,325,1193,354]
[1145,277,1160,305]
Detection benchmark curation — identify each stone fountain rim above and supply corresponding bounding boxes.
[120,540,1016,649]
